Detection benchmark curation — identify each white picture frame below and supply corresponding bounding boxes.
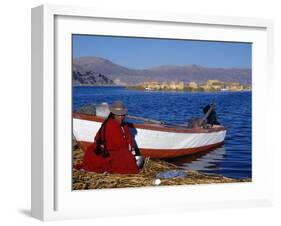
[31,4,274,221]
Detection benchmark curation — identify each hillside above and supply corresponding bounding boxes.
[73,56,251,86]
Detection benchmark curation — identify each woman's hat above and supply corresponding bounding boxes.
[109,100,128,115]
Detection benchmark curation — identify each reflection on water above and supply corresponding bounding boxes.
[168,145,251,179]
[168,146,226,173]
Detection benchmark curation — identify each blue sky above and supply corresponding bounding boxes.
[72,34,251,69]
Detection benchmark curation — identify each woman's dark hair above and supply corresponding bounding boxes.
[94,112,114,158]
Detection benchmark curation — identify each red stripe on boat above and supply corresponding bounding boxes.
[139,141,224,158]
[76,141,224,159]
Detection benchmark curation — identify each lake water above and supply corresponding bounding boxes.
[73,86,252,179]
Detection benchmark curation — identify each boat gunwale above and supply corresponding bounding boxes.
[72,112,226,134]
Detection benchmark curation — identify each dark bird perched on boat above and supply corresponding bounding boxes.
[187,103,220,128]
[203,104,220,126]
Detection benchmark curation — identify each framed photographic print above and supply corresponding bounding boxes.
[31,4,274,221]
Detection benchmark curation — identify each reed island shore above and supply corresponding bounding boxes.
[72,142,251,190]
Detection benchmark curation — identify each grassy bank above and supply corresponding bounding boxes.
[72,145,251,190]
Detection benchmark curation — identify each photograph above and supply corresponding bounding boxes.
[71,34,252,190]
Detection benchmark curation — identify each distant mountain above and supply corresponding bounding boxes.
[73,56,252,86]
[73,68,114,86]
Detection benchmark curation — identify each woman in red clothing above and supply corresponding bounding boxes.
[76,101,139,174]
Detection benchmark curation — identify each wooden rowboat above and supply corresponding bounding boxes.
[73,112,226,159]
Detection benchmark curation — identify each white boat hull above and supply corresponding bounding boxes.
[73,113,226,158]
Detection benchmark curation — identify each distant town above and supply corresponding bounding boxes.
[127,80,251,92]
